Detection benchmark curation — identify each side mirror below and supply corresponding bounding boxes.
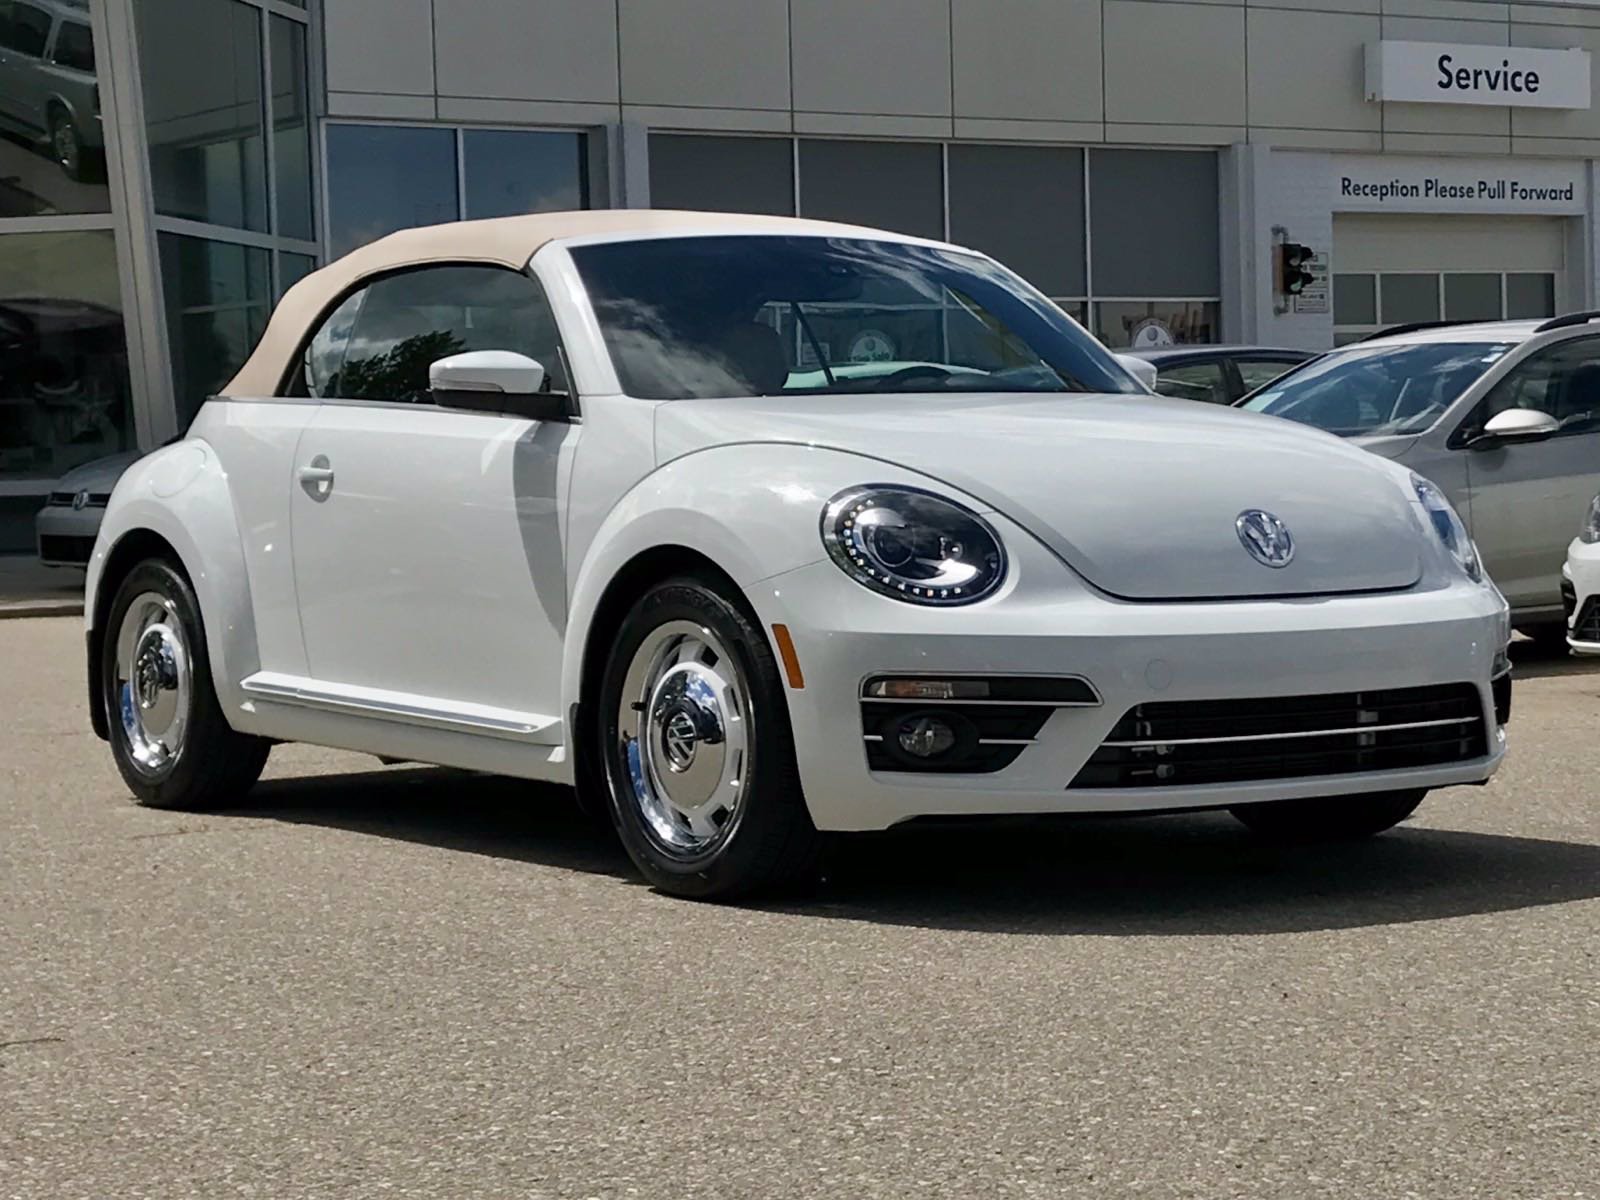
[1115,353,1158,392]
[1469,407,1560,449]
[429,350,568,421]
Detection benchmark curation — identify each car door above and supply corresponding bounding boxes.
[1454,334,1600,616]
[288,262,579,734]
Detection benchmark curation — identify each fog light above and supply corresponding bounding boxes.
[897,714,957,758]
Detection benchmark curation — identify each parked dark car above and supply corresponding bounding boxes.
[1126,345,1314,405]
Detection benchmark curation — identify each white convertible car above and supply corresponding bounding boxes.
[86,211,1511,898]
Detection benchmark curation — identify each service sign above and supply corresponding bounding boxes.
[1366,41,1591,109]
[1334,155,1587,215]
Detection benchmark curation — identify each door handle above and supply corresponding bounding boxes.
[299,455,334,500]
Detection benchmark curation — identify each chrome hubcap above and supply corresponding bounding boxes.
[53,122,75,170]
[615,620,751,857]
[113,591,192,776]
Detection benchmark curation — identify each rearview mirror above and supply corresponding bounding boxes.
[1115,353,1157,391]
[429,350,568,421]
[1469,407,1559,449]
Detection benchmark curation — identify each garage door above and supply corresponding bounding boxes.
[1332,214,1565,344]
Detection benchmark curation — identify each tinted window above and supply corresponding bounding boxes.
[1473,337,1600,438]
[463,129,586,219]
[51,19,94,71]
[649,134,793,217]
[270,16,314,241]
[948,145,1084,298]
[159,233,270,423]
[139,0,268,232]
[1090,149,1218,297]
[307,266,566,403]
[797,140,943,240]
[568,236,1142,401]
[1244,342,1513,438]
[1235,358,1301,394]
[1155,361,1229,404]
[1,2,51,56]
[326,124,458,258]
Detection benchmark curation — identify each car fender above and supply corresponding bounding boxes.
[88,440,258,715]
[560,442,977,709]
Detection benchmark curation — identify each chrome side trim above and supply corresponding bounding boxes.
[239,672,562,744]
[1100,716,1476,749]
[862,733,1035,745]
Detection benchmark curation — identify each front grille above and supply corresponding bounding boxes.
[1071,682,1488,789]
[37,534,95,564]
[1573,596,1600,644]
[44,491,109,508]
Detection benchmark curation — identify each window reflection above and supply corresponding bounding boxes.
[158,233,269,424]
[138,0,269,232]
[270,15,313,241]
[326,123,458,258]
[0,230,132,478]
[462,129,585,219]
[0,0,109,214]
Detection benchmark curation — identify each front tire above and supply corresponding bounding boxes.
[596,576,821,899]
[1229,789,1426,840]
[101,558,269,810]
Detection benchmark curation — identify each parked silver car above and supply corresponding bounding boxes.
[1243,313,1600,643]
[34,448,135,565]
[0,0,101,180]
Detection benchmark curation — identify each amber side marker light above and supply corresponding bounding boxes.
[771,624,805,689]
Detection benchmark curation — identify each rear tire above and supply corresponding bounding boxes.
[1229,789,1426,840]
[596,575,821,900]
[101,558,269,810]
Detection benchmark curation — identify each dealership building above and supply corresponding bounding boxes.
[5,0,1600,551]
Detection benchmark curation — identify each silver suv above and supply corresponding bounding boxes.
[1243,313,1600,644]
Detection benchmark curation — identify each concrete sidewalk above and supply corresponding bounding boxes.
[0,553,84,618]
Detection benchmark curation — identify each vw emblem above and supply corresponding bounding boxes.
[662,709,699,771]
[1236,509,1294,568]
[72,489,90,511]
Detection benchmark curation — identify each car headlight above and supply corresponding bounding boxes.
[1581,493,1600,544]
[1412,474,1482,582]
[822,485,1006,604]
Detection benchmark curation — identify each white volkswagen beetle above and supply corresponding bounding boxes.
[86,211,1511,898]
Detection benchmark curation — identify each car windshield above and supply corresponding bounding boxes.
[567,235,1142,400]
[1241,341,1515,437]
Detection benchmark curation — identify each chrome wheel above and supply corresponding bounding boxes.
[112,591,193,777]
[614,619,752,858]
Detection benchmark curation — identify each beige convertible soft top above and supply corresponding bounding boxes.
[223,209,903,397]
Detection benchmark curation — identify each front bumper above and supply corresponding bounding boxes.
[35,503,103,566]
[1564,539,1600,654]
[752,555,1508,832]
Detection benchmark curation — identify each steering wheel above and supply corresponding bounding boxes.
[878,365,952,389]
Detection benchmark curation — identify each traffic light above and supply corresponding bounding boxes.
[1280,242,1316,296]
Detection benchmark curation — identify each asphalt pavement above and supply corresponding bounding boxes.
[2,616,1597,1198]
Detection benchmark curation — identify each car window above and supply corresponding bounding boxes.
[50,19,94,72]
[294,265,567,403]
[568,235,1140,400]
[1467,336,1600,440]
[0,1,52,56]
[1154,361,1229,404]
[1235,358,1300,395]
[1244,342,1513,438]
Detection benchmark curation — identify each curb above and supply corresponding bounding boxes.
[0,599,83,619]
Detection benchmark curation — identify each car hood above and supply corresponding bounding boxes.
[54,449,141,491]
[654,393,1424,601]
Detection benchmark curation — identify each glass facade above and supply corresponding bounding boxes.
[0,0,109,214]
[645,133,1221,346]
[158,232,269,425]
[327,123,588,258]
[0,229,131,477]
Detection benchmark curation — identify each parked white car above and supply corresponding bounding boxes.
[86,211,1511,898]
[1563,492,1600,653]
